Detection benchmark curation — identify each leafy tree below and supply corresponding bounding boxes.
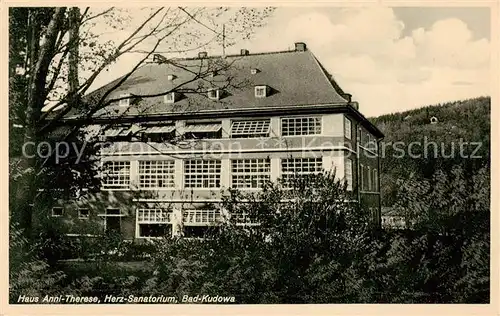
[142,172,377,303]
[372,96,490,206]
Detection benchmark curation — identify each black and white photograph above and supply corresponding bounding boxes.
[4,3,496,311]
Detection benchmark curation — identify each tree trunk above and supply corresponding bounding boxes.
[16,7,67,239]
[68,7,80,107]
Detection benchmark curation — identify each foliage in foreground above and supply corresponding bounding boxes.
[10,169,489,303]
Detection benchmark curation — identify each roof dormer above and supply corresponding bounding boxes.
[208,88,220,101]
[254,85,269,98]
[164,92,179,104]
[118,93,131,107]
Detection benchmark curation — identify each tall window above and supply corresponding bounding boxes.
[231,159,271,188]
[281,157,323,184]
[360,164,364,191]
[367,166,372,191]
[184,160,221,188]
[230,120,270,138]
[345,159,353,191]
[373,168,378,191]
[281,117,321,136]
[138,160,175,189]
[102,161,130,189]
[344,117,352,139]
[137,209,172,238]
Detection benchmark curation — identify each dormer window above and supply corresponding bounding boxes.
[51,207,63,217]
[164,92,176,104]
[167,74,176,81]
[251,68,259,74]
[208,88,220,100]
[118,93,131,107]
[254,85,268,98]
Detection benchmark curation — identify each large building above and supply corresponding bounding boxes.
[50,42,384,240]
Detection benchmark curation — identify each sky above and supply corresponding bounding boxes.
[89,7,491,117]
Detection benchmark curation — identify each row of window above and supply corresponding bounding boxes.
[51,207,89,219]
[102,158,337,190]
[101,158,382,192]
[360,164,378,192]
[51,207,238,238]
[52,207,226,224]
[104,116,356,140]
[119,85,271,106]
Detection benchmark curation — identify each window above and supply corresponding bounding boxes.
[361,131,376,150]
[183,209,222,238]
[184,160,221,188]
[360,164,364,191]
[141,125,175,142]
[104,208,121,235]
[182,122,222,139]
[232,211,259,226]
[103,125,133,141]
[106,208,121,215]
[231,159,270,188]
[139,160,175,189]
[137,209,172,238]
[167,74,176,81]
[183,209,221,225]
[230,120,270,138]
[254,85,268,98]
[207,88,220,100]
[118,93,131,107]
[78,208,90,219]
[345,159,353,191]
[344,117,352,139]
[51,207,63,217]
[137,209,170,222]
[367,166,372,191]
[281,117,321,136]
[366,134,377,152]
[102,161,130,189]
[373,169,378,191]
[164,92,176,104]
[363,133,371,149]
[281,157,323,183]
[250,68,259,74]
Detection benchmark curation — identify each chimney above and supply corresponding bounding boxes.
[342,93,352,103]
[240,49,250,56]
[295,42,307,52]
[153,54,167,64]
[198,51,208,58]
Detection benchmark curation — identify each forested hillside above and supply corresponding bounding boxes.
[371,96,490,207]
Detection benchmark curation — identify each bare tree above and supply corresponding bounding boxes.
[9,6,275,238]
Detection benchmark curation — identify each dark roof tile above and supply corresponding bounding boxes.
[84,49,349,118]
